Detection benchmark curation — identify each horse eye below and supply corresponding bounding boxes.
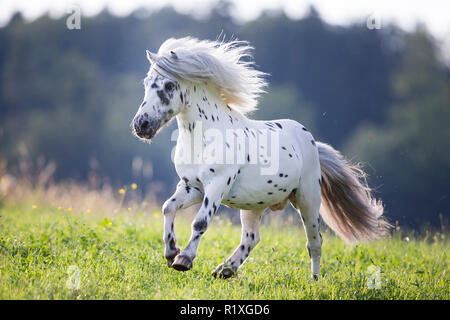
[165,82,175,91]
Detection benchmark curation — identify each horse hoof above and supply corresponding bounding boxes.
[165,248,181,268]
[312,274,319,281]
[212,264,236,279]
[172,254,193,271]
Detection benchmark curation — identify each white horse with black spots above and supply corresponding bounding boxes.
[131,37,390,279]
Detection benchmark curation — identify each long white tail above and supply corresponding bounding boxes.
[317,142,391,243]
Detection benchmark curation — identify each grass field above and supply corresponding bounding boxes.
[0,202,448,300]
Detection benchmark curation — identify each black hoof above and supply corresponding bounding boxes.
[165,248,180,268]
[312,274,319,281]
[172,254,193,271]
[212,264,236,279]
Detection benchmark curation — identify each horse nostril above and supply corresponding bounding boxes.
[140,120,149,129]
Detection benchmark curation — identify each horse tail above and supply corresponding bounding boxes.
[317,142,391,243]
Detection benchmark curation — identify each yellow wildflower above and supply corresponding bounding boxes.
[131,183,137,190]
[68,207,72,212]
[31,204,37,209]
[58,206,62,211]
[118,188,126,194]
[86,209,91,213]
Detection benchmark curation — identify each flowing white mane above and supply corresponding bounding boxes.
[150,37,268,114]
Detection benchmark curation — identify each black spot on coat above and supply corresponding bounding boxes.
[169,238,177,250]
[193,218,208,232]
[157,90,170,105]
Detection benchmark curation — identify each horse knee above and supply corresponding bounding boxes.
[162,199,177,216]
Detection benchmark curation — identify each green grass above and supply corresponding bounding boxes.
[0,204,448,300]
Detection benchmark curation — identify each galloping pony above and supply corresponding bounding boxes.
[131,37,390,279]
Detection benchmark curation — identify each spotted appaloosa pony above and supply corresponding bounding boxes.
[131,37,390,279]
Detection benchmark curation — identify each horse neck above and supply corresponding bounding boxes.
[176,83,248,134]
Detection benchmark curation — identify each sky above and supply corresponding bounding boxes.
[1,0,450,60]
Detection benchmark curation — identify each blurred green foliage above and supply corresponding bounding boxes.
[345,29,450,227]
[0,6,449,227]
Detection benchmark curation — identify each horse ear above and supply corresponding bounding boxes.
[146,50,157,64]
[170,50,178,60]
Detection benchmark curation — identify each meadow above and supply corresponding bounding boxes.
[0,177,448,300]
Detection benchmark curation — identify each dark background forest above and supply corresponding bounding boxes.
[0,4,449,228]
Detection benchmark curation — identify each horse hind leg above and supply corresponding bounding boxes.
[290,180,322,279]
[212,209,264,278]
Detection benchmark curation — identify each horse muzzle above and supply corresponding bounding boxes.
[133,114,160,139]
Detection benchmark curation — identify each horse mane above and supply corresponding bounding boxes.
[151,37,268,114]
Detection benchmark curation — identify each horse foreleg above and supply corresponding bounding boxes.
[162,180,203,267]
[172,175,233,272]
[212,209,264,278]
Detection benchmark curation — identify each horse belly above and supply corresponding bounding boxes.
[222,165,301,210]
